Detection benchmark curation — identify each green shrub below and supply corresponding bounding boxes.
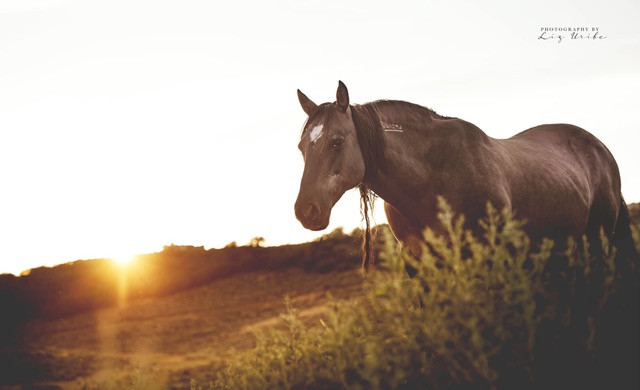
[211,199,638,390]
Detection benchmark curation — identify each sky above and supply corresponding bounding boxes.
[1,0,639,275]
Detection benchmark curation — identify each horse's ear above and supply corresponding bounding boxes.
[336,80,349,112]
[297,89,318,116]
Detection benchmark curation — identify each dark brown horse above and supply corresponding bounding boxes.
[294,81,634,266]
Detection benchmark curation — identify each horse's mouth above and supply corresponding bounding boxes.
[295,198,332,231]
[298,215,330,231]
[307,223,329,231]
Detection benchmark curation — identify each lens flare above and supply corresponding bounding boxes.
[111,254,136,268]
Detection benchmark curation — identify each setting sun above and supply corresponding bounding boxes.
[111,254,137,268]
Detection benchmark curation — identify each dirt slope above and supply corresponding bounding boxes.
[10,268,364,389]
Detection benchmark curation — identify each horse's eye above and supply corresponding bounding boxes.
[330,138,344,151]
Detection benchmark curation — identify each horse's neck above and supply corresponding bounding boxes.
[366,113,492,218]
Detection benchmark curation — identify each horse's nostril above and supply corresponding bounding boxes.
[306,204,319,220]
[295,201,320,223]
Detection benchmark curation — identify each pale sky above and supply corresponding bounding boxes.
[1,0,639,275]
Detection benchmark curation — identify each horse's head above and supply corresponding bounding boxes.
[294,81,365,231]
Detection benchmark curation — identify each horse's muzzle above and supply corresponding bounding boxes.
[294,201,329,231]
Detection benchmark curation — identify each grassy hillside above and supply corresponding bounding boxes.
[0,227,374,388]
[1,203,637,389]
[0,227,371,388]
[2,268,363,388]
[0,227,365,346]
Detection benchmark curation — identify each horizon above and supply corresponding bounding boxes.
[2,224,364,277]
[2,0,639,275]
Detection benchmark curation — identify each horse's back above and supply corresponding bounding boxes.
[510,124,620,193]
[498,124,621,239]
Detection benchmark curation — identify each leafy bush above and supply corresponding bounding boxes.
[210,199,638,390]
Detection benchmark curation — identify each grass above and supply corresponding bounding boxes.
[8,268,363,388]
[211,199,639,390]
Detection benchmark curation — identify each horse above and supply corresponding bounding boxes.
[294,81,635,268]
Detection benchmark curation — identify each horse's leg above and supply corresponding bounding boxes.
[383,202,424,277]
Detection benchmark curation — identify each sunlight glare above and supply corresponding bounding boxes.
[111,254,136,268]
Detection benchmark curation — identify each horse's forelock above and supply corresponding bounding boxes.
[300,103,335,138]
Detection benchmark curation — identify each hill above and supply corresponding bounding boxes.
[0,227,373,388]
[0,227,366,338]
[4,268,364,388]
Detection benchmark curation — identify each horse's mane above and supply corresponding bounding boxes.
[369,99,454,121]
[351,100,452,271]
[350,103,385,272]
[351,103,386,181]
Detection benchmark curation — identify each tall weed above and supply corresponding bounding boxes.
[213,199,638,389]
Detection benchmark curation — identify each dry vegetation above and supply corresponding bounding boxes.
[212,201,639,390]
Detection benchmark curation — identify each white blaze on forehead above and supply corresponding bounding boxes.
[309,124,324,144]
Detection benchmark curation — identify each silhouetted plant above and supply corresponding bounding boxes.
[249,237,265,248]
